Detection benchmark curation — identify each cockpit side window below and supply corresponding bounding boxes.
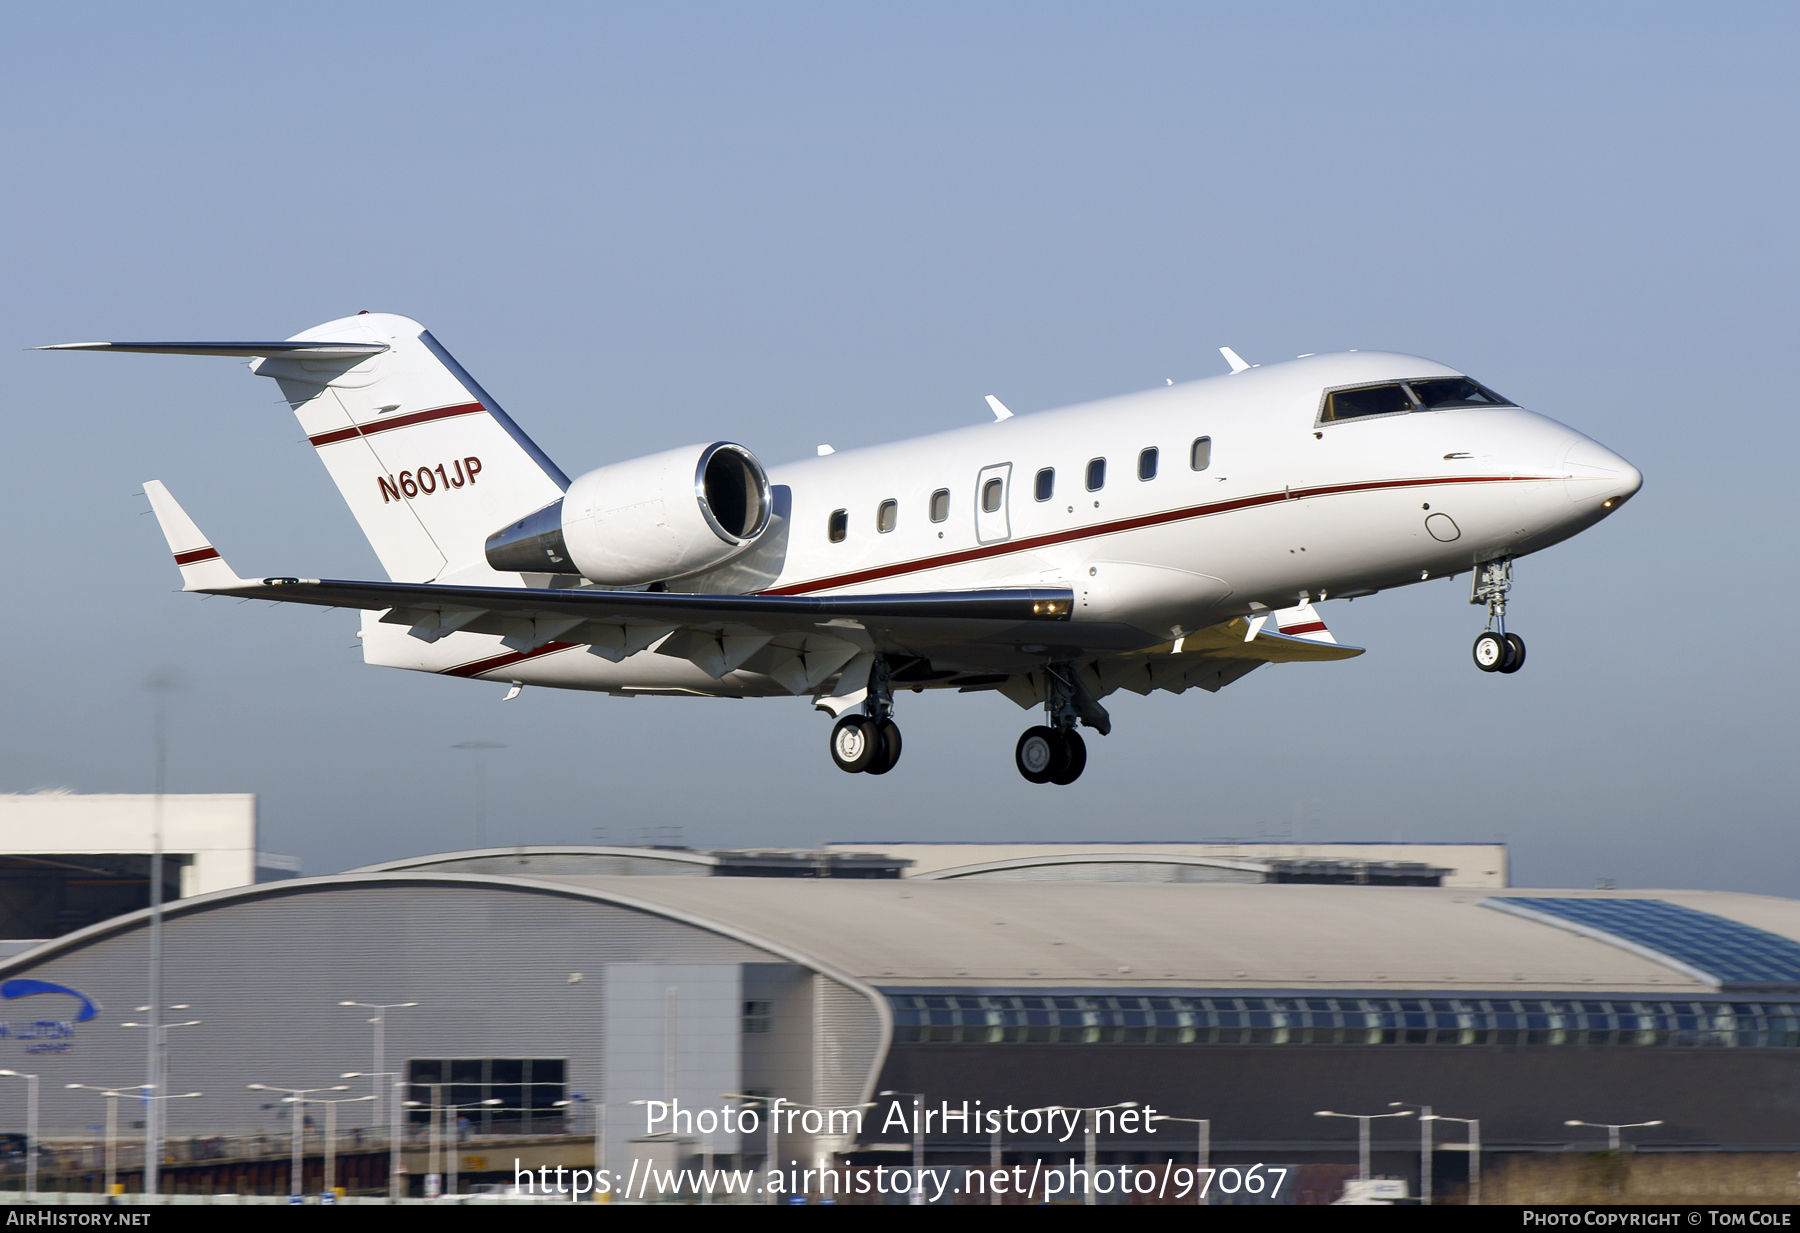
[1320,383,1417,422]
[1405,377,1514,410]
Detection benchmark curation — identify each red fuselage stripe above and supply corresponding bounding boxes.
[308,402,486,448]
[444,640,583,678]
[759,473,1555,596]
[436,472,1554,677]
[173,547,219,566]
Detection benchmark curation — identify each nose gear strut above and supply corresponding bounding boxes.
[1470,557,1526,674]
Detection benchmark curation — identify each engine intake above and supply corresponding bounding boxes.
[485,442,771,586]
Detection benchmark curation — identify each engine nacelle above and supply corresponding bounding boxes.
[485,442,771,586]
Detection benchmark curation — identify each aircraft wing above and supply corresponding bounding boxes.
[141,482,1125,676]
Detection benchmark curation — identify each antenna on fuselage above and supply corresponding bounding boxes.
[1220,347,1252,374]
[985,395,1014,421]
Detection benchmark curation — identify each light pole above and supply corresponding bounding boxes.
[121,1011,200,1192]
[314,1094,375,1197]
[451,741,506,847]
[1057,1103,1137,1207]
[1421,1114,1482,1206]
[0,1070,39,1197]
[1564,1118,1663,1152]
[445,1097,501,1197]
[250,1084,348,1200]
[67,1084,151,1196]
[1150,1115,1211,1205]
[342,1072,405,1199]
[1315,1108,1413,1183]
[338,1001,417,1146]
[878,1090,924,1204]
[143,673,176,1202]
[1389,1102,1433,1205]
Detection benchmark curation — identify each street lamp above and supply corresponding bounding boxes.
[451,741,507,847]
[877,1090,925,1205]
[1564,1119,1663,1152]
[404,1091,500,1198]
[1050,1103,1137,1207]
[249,1084,348,1200]
[1388,1102,1434,1205]
[1149,1115,1211,1206]
[67,1083,151,1196]
[342,1072,405,1199]
[337,1001,417,1150]
[1315,1108,1414,1183]
[312,1094,376,1198]
[120,1015,200,1194]
[0,1071,39,1197]
[1421,1114,1482,1207]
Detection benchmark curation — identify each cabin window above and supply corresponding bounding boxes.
[1404,377,1514,410]
[1035,468,1055,501]
[1139,447,1159,480]
[1320,383,1417,422]
[1085,458,1106,491]
[930,489,950,522]
[828,509,848,543]
[1190,437,1212,471]
[876,499,898,533]
[981,478,1003,513]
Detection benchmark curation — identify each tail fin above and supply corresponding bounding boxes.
[247,313,567,582]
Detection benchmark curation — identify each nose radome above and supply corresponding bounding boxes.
[1562,437,1642,506]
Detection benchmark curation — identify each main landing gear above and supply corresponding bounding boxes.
[1470,557,1527,675]
[829,656,903,775]
[1015,663,1108,786]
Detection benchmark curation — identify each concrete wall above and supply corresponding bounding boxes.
[0,793,259,896]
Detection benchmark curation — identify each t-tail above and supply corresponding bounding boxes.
[42,313,568,583]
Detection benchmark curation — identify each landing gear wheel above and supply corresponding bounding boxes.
[1048,729,1087,785]
[830,715,879,773]
[1015,726,1067,784]
[1472,631,1508,673]
[864,719,903,775]
[1498,633,1527,674]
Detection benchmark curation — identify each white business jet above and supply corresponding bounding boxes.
[44,314,1640,785]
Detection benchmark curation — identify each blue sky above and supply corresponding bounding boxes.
[2,2,1794,890]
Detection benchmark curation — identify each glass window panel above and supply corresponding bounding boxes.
[877,499,897,533]
[1035,468,1055,501]
[1406,377,1514,409]
[827,509,847,543]
[1139,447,1159,480]
[1190,437,1211,470]
[930,489,950,522]
[1086,458,1106,491]
[1324,383,1416,421]
[982,479,1003,513]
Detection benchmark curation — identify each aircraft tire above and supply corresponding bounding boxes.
[1472,632,1508,672]
[864,719,903,775]
[1499,633,1527,674]
[1049,730,1087,785]
[830,715,879,773]
[1016,726,1066,784]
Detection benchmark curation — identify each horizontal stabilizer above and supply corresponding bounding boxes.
[38,341,387,358]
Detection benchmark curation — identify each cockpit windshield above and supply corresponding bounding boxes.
[1405,377,1513,410]
[1319,376,1515,423]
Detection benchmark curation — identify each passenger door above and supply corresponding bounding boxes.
[974,462,1012,543]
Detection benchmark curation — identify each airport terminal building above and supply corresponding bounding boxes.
[2,843,1798,1196]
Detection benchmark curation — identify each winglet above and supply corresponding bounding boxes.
[143,481,251,591]
[1220,347,1251,375]
[985,395,1014,422]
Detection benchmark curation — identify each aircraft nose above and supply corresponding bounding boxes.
[1562,436,1642,511]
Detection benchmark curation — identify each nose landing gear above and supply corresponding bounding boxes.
[1470,558,1527,674]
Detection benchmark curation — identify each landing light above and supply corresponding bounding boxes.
[1032,600,1070,616]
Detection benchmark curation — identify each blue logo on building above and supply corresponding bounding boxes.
[0,979,99,1054]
